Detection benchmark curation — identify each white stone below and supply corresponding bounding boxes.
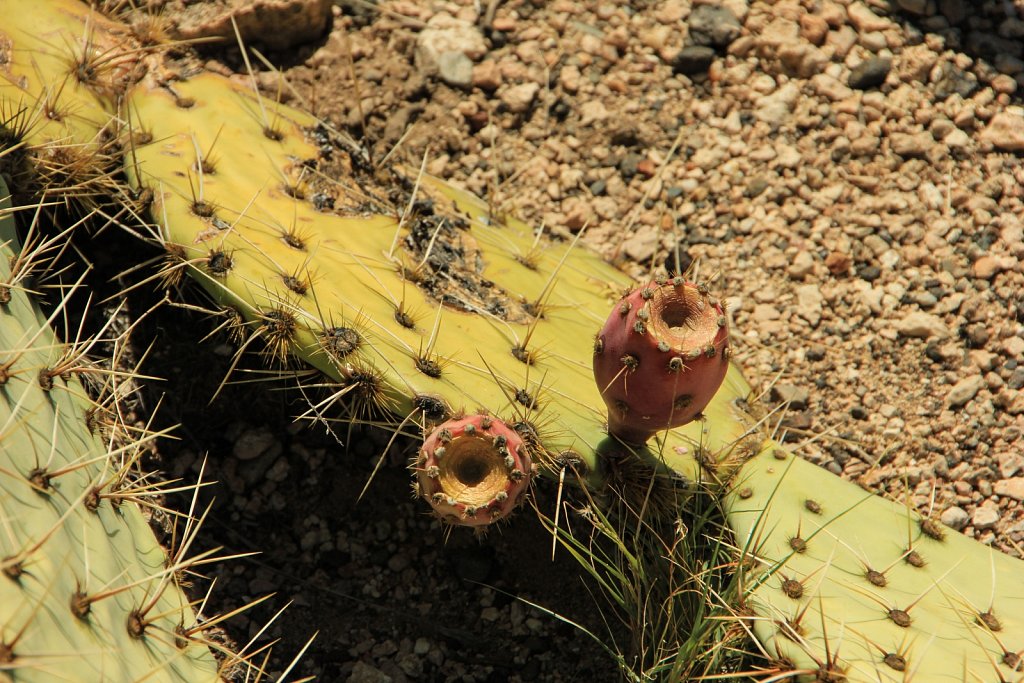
[972,505,1000,530]
[415,14,488,75]
[994,478,1024,502]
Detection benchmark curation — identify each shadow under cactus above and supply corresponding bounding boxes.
[40,223,630,681]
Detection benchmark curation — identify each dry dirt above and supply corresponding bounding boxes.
[115,0,1024,680]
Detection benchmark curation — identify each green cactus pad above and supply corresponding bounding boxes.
[1,179,220,681]
[121,67,757,482]
[726,441,1024,682]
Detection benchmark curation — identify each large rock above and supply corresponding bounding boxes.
[172,0,331,51]
[979,111,1024,152]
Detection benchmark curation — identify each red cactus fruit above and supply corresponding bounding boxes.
[414,414,533,526]
[593,278,730,444]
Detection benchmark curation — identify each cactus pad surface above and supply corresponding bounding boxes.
[0,0,121,147]
[0,179,221,681]
[727,441,1024,682]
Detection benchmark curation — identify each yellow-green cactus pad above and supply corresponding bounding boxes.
[727,441,1024,682]
[122,67,758,481]
[0,0,128,148]
[1,179,220,681]
[0,0,140,212]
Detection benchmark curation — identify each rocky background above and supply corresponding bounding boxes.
[134,0,1024,680]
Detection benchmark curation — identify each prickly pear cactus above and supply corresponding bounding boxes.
[726,440,1024,682]
[0,0,756,508]
[12,3,1024,682]
[119,64,755,485]
[0,179,221,681]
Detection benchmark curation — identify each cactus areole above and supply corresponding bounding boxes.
[415,415,533,526]
[593,280,730,444]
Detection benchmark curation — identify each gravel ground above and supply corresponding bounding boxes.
[126,0,1024,680]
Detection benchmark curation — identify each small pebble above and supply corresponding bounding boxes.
[895,312,951,339]
[972,505,1000,531]
[946,374,985,407]
[686,5,742,48]
[673,46,716,75]
[772,384,811,410]
[940,506,969,530]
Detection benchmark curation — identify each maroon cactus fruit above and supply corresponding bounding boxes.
[415,414,533,526]
[593,279,730,444]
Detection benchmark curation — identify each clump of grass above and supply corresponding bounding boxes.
[535,454,781,682]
